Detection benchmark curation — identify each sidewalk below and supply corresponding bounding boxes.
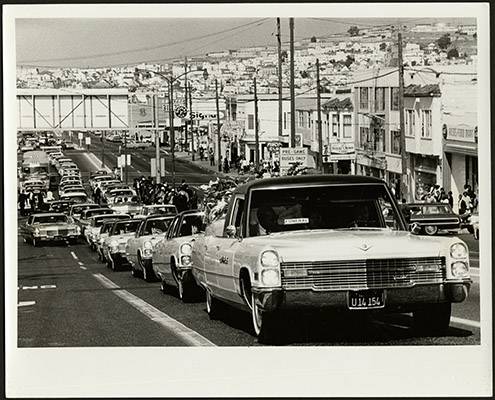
[169,149,254,180]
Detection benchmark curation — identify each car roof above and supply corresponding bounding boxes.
[233,174,386,195]
[177,209,204,217]
[143,214,176,222]
[31,212,66,217]
[405,202,451,206]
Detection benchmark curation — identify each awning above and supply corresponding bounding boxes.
[444,142,478,157]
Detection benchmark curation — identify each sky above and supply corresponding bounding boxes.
[16,17,475,69]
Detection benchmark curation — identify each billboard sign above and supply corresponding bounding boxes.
[279,147,308,175]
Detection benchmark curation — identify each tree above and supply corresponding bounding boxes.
[437,33,451,50]
[379,42,387,51]
[447,48,459,59]
[310,36,317,43]
[348,26,360,37]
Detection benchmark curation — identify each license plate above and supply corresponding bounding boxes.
[348,289,385,310]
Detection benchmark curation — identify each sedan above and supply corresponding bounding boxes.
[102,219,142,271]
[94,216,131,258]
[20,212,81,247]
[85,213,128,250]
[153,210,205,302]
[126,215,175,281]
[401,203,461,236]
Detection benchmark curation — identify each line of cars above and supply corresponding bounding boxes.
[85,175,474,344]
[20,165,475,344]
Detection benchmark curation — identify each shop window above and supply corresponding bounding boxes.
[343,114,352,138]
[247,114,254,130]
[332,114,340,137]
[359,87,369,110]
[391,130,401,154]
[374,87,386,111]
[372,126,385,153]
[390,88,399,111]
[421,109,432,138]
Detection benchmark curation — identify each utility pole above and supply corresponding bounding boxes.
[154,94,161,184]
[123,126,128,184]
[254,76,260,171]
[289,17,296,147]
[215,79,222,172]
[169,81,176,188]
[101,131,105,169]
[184,57,188,151]
[277,17,283,143]
[316,58,323,172]
[398,28,409,202]
[189,82,195,161]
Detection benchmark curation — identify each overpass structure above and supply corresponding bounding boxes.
[17,88,129,132]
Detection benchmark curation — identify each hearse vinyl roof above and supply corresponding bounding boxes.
[234,174,386,195]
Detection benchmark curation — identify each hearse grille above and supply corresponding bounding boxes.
[280,257,445,291]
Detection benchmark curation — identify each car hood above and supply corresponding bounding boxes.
[245,229,455,262]
[105,233,136,244]
[33,223,76,230]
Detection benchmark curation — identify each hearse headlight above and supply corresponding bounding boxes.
[450,242,468,259]
[261,269,280,286]
[451,261,469,278]
[260,250,279,268]
[180,255,192,266]
[180,243,192,255]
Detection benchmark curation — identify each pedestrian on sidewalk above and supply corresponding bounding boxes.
[223,157,230,173]
[209,148,215,166]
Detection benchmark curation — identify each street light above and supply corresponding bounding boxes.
[135,67,208,187]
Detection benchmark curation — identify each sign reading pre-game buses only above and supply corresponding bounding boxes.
[279,147,309,175]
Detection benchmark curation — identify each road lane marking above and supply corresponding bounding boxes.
[450,317,481,329]
[82,152,112,172]
[78,261,84,266]
[18,285,57,290]
[80,266,87,270]
[92,273,216,347]
[70,251,78,260]
[18,301,36,307]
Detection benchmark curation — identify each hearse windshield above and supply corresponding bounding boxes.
[248,184,404,237]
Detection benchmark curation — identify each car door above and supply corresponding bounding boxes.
[154,216,179,279]
[127,220,144,266]
[214,196,245,303]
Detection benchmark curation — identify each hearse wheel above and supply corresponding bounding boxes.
[413,302,452,335]
[424,225,438,236]
[251,292,281,345]
[205,290,223,320]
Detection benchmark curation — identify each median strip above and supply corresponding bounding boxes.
[92,273,216,347]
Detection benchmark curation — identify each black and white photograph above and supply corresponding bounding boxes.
[4,2,492,397]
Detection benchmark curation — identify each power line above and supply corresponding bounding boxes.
[17,18,269,65]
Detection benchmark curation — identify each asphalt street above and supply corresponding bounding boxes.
[17,146,482,347]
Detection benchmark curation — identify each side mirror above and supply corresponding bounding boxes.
[225,225,236,238]
[409,222,421,235]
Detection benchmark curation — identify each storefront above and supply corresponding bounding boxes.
[323,142,356,175]
[412,154,441,201]
[355,150,386,179]
[442,123,478,211]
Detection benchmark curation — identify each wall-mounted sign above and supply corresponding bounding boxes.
[446,124,476,143]
[279,147,308,175]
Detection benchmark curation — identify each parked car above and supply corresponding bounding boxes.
[134,204,178,219]
[126,141,152,149]
[126,215,175,281]
[400,203,461,236]
[102,219,142,270]
[61,141,76,150]
[190,175,472,343]
[106,134,122,143]
[153,210,205,301]
[20,212,81,246]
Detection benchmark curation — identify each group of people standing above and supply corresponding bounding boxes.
[18,189,54,216]
[132,176,199,213]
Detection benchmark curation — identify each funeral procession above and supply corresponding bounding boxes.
[15,17,482,347]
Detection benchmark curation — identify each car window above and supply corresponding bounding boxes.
[34,215,68,224]
[143,218,173,236]
[248,184,403,237]
[167,217,180,239]
[111,220,141,235]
